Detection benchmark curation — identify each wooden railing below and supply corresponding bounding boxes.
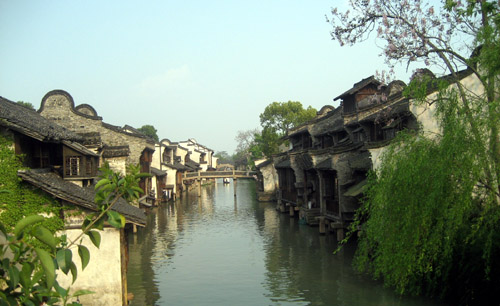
[182,170,256,181]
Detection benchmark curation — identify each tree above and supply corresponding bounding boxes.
[214,151,232,165]
[253,127,281,158]
[259,101,317,137]
[330,1,500,303]
[233,129,264,169]
[137,125,159,142]
[255,101,317,157]
[16,101,35,111]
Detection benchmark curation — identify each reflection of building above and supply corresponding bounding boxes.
[255,158,278,201]
[0,96,146,305]
[272,69,481,239]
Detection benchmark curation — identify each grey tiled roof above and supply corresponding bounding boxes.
[18,169,146,226]
[102,145,130,158]
[334,76,381,101]
[151,167,167,176]
[0,96,83,142]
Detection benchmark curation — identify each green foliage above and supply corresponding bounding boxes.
[0,134,64,236]
[137,124,159,142]
[253,127,281,157]
[0,157,146,305]
[331,1,500,304]
[214,151,233,164]
[15,101,35,111]
[354,74,500,303]
[259,101,317,137]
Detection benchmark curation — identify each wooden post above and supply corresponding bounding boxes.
[198,179,201,197]
[318,216,326,235]
[233,178,237,197]
[336,228,344,241]
[289,205,295,217]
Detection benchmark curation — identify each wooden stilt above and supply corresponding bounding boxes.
[318,216,326,235]
[336,228,344,241]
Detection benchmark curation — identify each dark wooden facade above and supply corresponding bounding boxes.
[274,76,417,238]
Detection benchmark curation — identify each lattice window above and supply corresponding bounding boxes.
[65,156,80,176]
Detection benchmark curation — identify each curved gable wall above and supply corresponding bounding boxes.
[39,90,153,166]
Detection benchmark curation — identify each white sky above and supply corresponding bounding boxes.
[0,0,415,154]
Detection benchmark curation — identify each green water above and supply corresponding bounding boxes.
[127,179,444,306]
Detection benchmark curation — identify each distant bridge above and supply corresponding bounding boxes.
[182,170,256,181]
[182,170,257,197]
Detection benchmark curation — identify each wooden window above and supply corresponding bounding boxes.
[343,98,356,114]
[86,158,92,175]
[65,156,80,176]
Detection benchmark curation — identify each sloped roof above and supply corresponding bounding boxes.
[334,76,382,101]
[18,169,146,226]
[274,158,291,169]
[62,140,99,157]
[255,159,273,169]
[169,162,190,171]
[102,145,130,158]
[310,107,344,136]
[0,96,83,142]
[151,167,167,176]
[185,160,201,171]
[359,98,411,123]
[102,122,155,145]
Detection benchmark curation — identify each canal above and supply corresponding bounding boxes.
[127,179,444,306]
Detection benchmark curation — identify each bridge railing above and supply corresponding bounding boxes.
[183,170,255,180]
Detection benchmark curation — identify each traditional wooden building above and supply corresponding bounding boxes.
[38,90,155,196]
[273,69,481,239]
[0,96,146,305]
[274,76,415,239]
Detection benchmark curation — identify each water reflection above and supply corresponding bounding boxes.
[127,180,444,306]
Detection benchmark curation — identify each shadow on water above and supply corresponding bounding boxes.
[127,179,445,306]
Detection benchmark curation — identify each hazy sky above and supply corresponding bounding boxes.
[0,1,414,154]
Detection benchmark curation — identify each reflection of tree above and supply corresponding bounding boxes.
[256,202,433,305]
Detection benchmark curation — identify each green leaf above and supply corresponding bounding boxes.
[35,247,55,289]
[31,269,44,285]
[132,186,144,194]
[0,293,7,306]
[69,261,78,284]
[7,265,20,289]
[19,262,33,288]
[13,215,45,239]
[72,289,95,297]
[32,225,57,249]
[23,299,36,306]
[54,281,68,298]
[93,215,105,231]
[0,222,7,237]
[78,245,90,270]
[86,230,101,248]
[107,210,125,229]
[135,172,152,179]
[56,249,72,275]
[94,178,110,190]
